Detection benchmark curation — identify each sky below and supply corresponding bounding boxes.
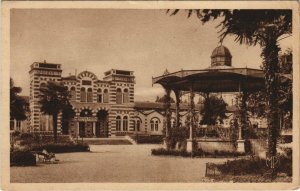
[10,9,292,101]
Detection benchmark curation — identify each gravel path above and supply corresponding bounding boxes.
[11,145,228,183]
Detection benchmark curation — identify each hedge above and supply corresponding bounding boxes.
[151,148,245,158]
[11,150,36,166]
[135,135,164,144]
[30,143,90,153]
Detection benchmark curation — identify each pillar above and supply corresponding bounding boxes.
[174,90,181,128]
[163,87,172,149]
[236,82,248,153]
[92,122,96,137]
[187,86,195,152]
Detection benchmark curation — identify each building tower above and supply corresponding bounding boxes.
[29,61,62,132]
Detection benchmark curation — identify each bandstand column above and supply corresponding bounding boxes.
[236,82,248,153]
[187,86,195,152]
[174,90,181,128]
[163,87,172,149]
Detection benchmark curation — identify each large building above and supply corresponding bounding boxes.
[28,61,178,137]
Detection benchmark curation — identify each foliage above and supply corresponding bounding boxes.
[247,50,292,119]
[151,148,245,158]
[155,95,175,103]
[166,127,189,149]
[200,95,227,125]
[10,150,36,166]
[39,81,73,142]
[10,78,29,121]
[132,135,164,144]
[30,143,90,153]
[216,149,292,176]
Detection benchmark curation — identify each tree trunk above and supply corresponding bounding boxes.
[262,38,280,159]
[53,113,58,143]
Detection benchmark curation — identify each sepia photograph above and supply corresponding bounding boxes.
[1,1,299,190]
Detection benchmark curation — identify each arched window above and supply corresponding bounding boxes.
[150,120,154,131]
[137,120,141,131]
[97,89,102,103]
[70,87,76,101]
[155,121,159,131]
[103,89,109,103]
[150,118,160,132]
[80,87,86,102]
[116,116,121,131]
[87,88,93,102]
[116,88,122,104]
[123,116,128,131]
[40,82,46,88]
[123,89,129,103]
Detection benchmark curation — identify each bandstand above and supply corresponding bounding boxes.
[152,45,265,152]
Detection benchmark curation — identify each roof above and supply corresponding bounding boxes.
[152,68,264,93]
[211,45,232,58]
[134,101,202,110]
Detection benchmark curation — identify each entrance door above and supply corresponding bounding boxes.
[97,110,108,137]
[79,122,85,137]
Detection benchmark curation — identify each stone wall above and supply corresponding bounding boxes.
[196,139,236,152]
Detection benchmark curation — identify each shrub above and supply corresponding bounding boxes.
[215,152,292,177]
[10,150,36,166]
[134,135,164,144]
[216,157,267,175]
[151,148,245,158]
[30,143,90,153]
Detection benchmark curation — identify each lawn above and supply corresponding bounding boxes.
[11,144,228,183]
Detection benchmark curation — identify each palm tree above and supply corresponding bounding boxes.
[168,9,292,160]
[10,78,28,121]
[39,81,73,143]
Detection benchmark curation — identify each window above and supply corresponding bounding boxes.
[87,88,93,102]
[137,120,141,131]
[116,88,122,104]
[150,120,154,131]
[97,89,102,103]
[80,87,86,102]
[123,116,128,131]
[150,118,159,132]
[155,121,159,131]
[103,89,109,103]
[16,121,21,130]
[123,89,129,103]
[116,116,121,131]
[133,120,136,131]
[82,80,92,85]
[70,87,76,101]
[10,120,14,130]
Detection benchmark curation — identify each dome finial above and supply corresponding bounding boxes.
[163,69,170,75]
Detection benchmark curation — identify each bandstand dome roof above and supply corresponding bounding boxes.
[211,45,232,58]
[210,45,232,67]
[152,45,265,93]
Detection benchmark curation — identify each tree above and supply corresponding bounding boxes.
[200,94,227,125]
[168,9,292,161]
[10,78,28,121]
[155,95,175,103]
[39,81,73,142]
[247,50,292,127]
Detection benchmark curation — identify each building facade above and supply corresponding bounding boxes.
[29,62,168,137]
